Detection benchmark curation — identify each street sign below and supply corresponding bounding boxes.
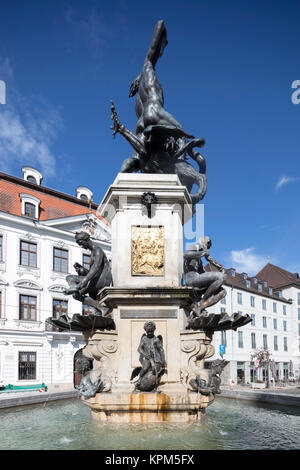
[219,344,225,356]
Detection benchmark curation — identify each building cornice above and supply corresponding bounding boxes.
[224,281,292,304]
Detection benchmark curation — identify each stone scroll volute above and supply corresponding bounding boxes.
[82,331,118,383]
[180,330,215,391]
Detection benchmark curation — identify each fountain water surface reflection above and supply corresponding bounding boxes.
[0,397,299,450]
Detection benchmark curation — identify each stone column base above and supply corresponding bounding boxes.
[83,390,214,423]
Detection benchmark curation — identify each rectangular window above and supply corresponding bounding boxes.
[298,293,300,305]
[82,254,90,271]
[298,308,300,321]
[52,299,68,318]
[238,331,243,348]
[221,296,226,304]
[237,292,242,305]
[53,248,68,273]
[82,303,95,315]
[283,320,287,332]
[273,302,277,313]
[220,307,226,313]
[251,314,255,326]
[250,296,255,307]
[283,305,286,316]
[251,332,256,349]
[19,295,37,321]
[221,330,226,346]
[246,280,250,288]
[24,202,36,218]
[269,287,273,295]
[263,334,268,349]
[262,299,266,310]
[263,316,267,328]
[20,241,37,267]
[298,324,300,336]
[284,337,288,352]
[273,318,277,330]
[258,283,262,292]
[18,351,36,380]
[274,336,278,351]
[0,234,2,261]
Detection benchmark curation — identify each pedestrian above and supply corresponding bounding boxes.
[228,378,235,390]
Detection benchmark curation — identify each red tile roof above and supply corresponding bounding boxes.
[0,172,109,226]
[205,262,291,302]
[256,263,300,289]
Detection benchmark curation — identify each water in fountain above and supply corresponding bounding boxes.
[0,398,299,450]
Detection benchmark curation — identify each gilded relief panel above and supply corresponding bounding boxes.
[131,225,164,276]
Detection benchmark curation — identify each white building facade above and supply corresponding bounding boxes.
[207,267,300,385]
[0,168,111,392]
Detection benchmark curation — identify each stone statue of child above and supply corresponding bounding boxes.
[131,321,167,392]
[64,231,112,315]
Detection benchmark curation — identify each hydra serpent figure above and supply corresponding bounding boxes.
[110,20,207,207]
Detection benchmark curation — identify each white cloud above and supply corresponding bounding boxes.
[0,56,62,178]
[275,174,298,191]
[229,248,268,276]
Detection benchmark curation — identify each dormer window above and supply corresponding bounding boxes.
[76,186,93,203]
[258,283,262,292]
[25,202,36,218]
[269,287,273,295]
[20,194,40,220]
[253,278,257,284]
[263,281,268,288]
[21,167,43,186]
[246,280,250,288]
[278,291,282,298]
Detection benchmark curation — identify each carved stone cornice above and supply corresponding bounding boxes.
[13,279,43,291]
[98,286,194,308]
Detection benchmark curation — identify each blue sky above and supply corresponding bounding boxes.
[0,0,299,275]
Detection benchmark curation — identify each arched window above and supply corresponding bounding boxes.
[80,194,89,202]
[27,175,37,184]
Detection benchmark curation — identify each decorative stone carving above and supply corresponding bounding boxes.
[189,359,229,395]
[17,266,40,279]
[0,276,8,286]
[180,330,215,394]
[81,217,111,242]
[75,355,112,398]
[141,192,157,218]
[13,279,43,290]
[14,319,42,330]
[75,331,118,396]
[24,232,35,241]
[56,240,66,248]
[131,226,164,276]
[48,284,68,293]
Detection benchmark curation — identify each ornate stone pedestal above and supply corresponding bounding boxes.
[78,174,216,422]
